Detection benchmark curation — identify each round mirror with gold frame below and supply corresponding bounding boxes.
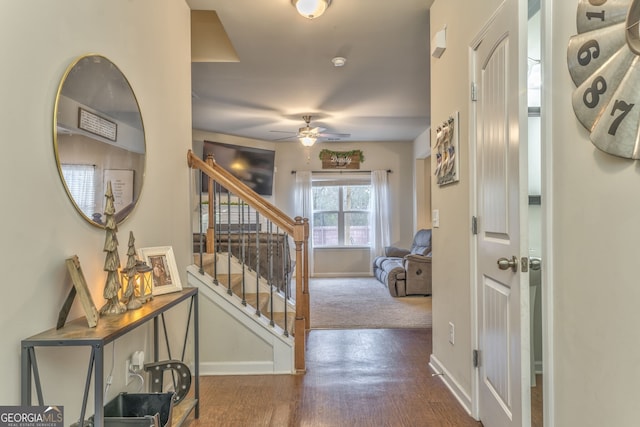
[54,54,145,227]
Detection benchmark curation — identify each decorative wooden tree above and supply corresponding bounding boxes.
[99,181,127,315]
[122,231,142,310]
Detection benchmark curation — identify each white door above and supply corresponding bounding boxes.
[473,0,530,425]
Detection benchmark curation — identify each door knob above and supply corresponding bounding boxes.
[497,256,518,272]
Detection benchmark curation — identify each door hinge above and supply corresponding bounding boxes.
[471,216,478,235]
[473,349,480,368]
[471,82,478,101]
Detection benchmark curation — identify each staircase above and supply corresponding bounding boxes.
[187,150,310,374]
[187,254,296,374]
[194,251,296,336]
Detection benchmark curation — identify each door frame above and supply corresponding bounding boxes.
[539,0,554,425]
[468,0,555,425]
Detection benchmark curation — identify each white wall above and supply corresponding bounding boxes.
[548,2,640,425]
[192,130,417,275]
[275,140,416,248]
[415,157,432,232]
[431,0,640,424]
[0,0,192,419]
[414,127,431,159]
[429,0,503,404]
[278,140,415,275]
[414,128,432,232]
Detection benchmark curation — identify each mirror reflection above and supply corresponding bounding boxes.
[54,54,145,227]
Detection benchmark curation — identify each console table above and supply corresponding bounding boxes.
[21,287,199,427]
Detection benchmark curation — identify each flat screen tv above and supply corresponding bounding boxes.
[201,141,275,196]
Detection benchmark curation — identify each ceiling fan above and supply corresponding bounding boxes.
[270,115,350,146]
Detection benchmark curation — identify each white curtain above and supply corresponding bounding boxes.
[294,171,314,275]
[370,170,390,258]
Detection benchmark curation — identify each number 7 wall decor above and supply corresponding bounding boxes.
[567,0,640,159]
[434,111,459,186]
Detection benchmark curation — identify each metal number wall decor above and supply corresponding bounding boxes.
[568,0,640,159]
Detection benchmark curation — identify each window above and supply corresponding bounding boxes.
[312,178,371,247]
[61,164,96,217]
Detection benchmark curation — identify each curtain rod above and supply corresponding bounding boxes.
[290,169,392,175]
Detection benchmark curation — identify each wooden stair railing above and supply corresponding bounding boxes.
[187,150,310,372]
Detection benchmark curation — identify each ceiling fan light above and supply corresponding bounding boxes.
[292,0,331,19]
[300,135,317,146]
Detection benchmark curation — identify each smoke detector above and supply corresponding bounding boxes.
[331,57,346,67]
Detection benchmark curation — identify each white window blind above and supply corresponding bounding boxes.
[61,164,96,217]
[312,174,372,247]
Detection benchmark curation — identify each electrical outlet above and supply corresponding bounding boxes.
[126,351,145,386]
[131,350,145,370]
[448,322,455,345]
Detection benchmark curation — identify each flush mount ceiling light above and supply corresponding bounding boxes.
[292,0,332,20]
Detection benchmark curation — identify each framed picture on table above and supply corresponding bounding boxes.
[138,246,182,295]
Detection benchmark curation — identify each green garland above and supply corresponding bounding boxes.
[318,149,365,163]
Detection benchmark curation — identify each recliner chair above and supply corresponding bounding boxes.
[373,229,432,297]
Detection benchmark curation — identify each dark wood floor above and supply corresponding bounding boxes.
[531,374,543,427]
[182,328,482,427]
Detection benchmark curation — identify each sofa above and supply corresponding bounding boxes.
[373,229,432,297]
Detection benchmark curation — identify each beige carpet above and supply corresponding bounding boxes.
[309,277,432,329]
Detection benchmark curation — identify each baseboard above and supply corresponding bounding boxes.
[312,273,373,278]
[429,354,474,417]
[200,361,291,375]
[187,266,295,374]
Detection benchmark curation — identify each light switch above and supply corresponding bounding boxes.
[433,209,440,228]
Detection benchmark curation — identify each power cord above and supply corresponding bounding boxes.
[104,342,116,396]
[127,365,145,392]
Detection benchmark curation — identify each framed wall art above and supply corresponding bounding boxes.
[58,255,99,329]
[137,246,182,295]
[104,169,134,213]
[319,149,364,169]
[434,111,459,186]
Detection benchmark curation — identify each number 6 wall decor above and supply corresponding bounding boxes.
[568,0,640,159]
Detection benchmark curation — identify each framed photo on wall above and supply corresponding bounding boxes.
[434,111,460,186]
[138,246,182,295]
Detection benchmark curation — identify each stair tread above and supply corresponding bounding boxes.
[193,253,296,334]
[259,310,296,333]
[241,292,271,311]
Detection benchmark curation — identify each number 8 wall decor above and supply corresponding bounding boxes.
[568,0,640,159]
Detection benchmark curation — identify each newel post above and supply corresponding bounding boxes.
[302,217,310,329]
[293,216,307,372]
[206,154,215,254]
